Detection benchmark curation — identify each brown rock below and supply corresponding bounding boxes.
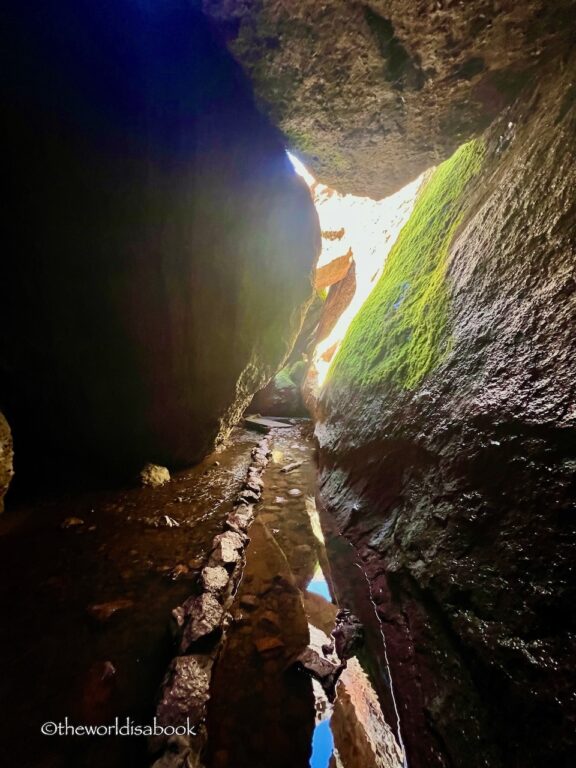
[0,413,13,514]
[254,636,285,655]
[204,0,575,197]
[314,249,353,290]
[61,517,85,529]
[140,463,170,488]
[87,598,134,622]
[316,261,357,344]
[239,594,259,611]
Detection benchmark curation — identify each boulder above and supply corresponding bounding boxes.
[315,261,357,345]
[0,1,319,475]
[314,250,353,290]
[140,463,171,489]
[317,53,576,768]
[203,0,576,197]
[210,531,245,566]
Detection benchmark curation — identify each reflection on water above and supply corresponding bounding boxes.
[206,423,403,768]
[0,420,403,768]
[304,539,403,768]
[311,719,334,768]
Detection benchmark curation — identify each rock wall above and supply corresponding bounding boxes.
[0,413,14,513]
[317,51,576,768]
[203,0,576,197]
[0,2,320,474]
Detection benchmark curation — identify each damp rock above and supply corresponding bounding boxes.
[61,516,85,529]
[156,655,212,728]
[179,593,224,652]
[210,531,245,565]
[0,412,14,514]
[150,735,192,768]
[87,598,133,622]
[332,609,364,661]
[202,565,230,593]
[161,515,180,528]
[257,610,281,632]
[296,647,344,701]
[140,463,171,488]
[169,563,189,581]
[237,489,261,504]
[239,594,259,611]
[226,506,254,533]
[281,461,303,473]
[254,635,285,656]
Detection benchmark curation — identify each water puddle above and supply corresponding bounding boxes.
[0,427,257,768]
[205,424,404,768]
[0,422,403,768]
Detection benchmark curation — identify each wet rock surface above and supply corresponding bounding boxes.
[204,424,403,768]
[0,412,13,514]
[141,464,171,489]
[318,53,576,768]
[0,427,258,768]
[203,0,576,197]
[1,2,319,475]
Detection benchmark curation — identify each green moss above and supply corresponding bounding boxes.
[328,139,485,391]
[288,359,307,385]
[274,367,295,390]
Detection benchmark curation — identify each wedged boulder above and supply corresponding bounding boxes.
[0,413,14,514]
[1,2,320,474]
[204,0,576,197]
[314,249,353,290]
[248,365,308,417]
[315,261,357,345]
[317,54,576,768]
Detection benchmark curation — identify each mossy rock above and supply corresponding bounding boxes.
[328,139,485,391]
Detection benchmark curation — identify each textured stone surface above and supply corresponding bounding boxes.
[316,262,357,346]
[317,53,576,768]
[0,413,14,514]
[315,250,353,290]
[179,593,225,652]
[156,655,212,727]
[203,0,576,197]
[140,464,171,489]
[1,1,319,474]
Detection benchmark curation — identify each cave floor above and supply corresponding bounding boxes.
[0,424,401,768]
